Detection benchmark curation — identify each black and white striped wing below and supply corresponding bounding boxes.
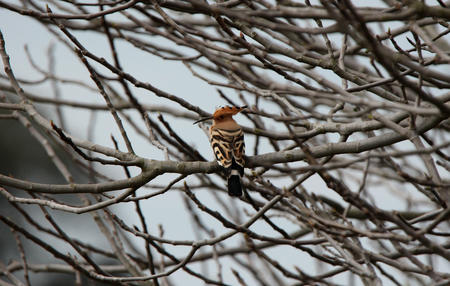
[210,128,234,169]
[232,129,245,169]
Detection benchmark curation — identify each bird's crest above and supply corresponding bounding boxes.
[193,105,247,124]
[212,105,247,119]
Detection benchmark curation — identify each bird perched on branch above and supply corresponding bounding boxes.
[194,106,247,196]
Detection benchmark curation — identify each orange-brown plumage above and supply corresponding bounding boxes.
[212,105,246,119]
[195,106,247,196]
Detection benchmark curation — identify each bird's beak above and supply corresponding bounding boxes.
[193,116,213,124]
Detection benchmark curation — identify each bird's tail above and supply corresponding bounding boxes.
[227,169,242,197]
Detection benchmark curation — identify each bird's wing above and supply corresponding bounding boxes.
[210,128,234,169]
[232,129,245,168]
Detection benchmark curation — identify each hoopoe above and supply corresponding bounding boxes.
[194,106,247,196]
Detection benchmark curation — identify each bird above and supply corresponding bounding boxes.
[194,106,247,196]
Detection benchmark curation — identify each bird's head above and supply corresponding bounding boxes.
[193,105,247,124]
